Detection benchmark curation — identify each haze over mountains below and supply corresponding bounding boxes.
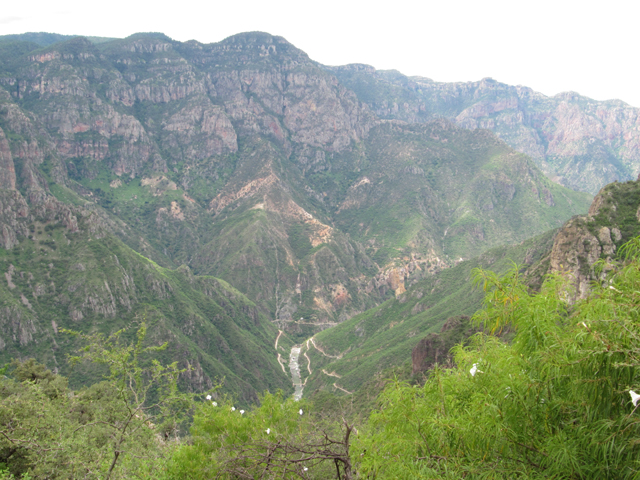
[0,30,637,399]
[332,66,640,194]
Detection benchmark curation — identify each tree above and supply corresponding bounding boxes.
[65,323,194,480]
[354,237,640,479]
[0,323,194,479]
[169,390,356,479]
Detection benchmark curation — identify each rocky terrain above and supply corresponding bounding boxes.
[0,32,591,337]
[331,66,640,194]
[0,30,608,399]
[547,176,640,301]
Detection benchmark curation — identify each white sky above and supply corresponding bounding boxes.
[2,0,639,107]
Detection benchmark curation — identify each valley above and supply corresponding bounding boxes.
[2,28,640,480]
[0,29,638,405]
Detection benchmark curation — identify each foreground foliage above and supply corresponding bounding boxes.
[355,239,640,479]
[169,391,356,479]
[0,325,193,479]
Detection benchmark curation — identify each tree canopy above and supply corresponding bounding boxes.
[354,239,640,479]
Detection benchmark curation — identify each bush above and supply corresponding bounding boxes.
[355,238,640,479]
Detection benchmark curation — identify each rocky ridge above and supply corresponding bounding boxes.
[0,31,589,344]
[547,176,640,301]
[330,66,640,194]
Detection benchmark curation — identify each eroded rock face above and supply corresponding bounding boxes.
[549,179,640,301]
[181,33,376,156]
[331,67,640,194]
[0,306,37,350]
[549,218,605,300]
[0,128,16,190]
[0,32,376,193]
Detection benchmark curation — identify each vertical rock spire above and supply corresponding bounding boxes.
[0,128,16,190]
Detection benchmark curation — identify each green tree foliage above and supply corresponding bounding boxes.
[169,391,356,479]
[65,323,194,479]
[0,324,194,479]
[355,238,640,479]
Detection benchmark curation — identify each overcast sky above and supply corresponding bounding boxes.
[2,0,638,107]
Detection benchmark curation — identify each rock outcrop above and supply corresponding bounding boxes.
[331,67,640,194]
[0,128,16,190]
[549,179,640,301]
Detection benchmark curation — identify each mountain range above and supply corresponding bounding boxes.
[331,65,640,194]
[1,30,636,401]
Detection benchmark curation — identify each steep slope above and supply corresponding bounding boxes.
[331,65,640,194]
[332,121,589,267]
[299,230,557,395]
[548,176,640,301]
[0,31,590,337]
[0,190,292,402]
[0,75,292,401]
[301,175,640,397]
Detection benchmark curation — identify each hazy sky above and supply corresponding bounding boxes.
[2,0,638,107]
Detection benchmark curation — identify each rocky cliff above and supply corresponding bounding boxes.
[330,66,640,194]
[0,31,591,348]
[547,177,640,301]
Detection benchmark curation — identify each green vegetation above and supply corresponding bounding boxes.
[301,229,557,395]
[5,233,640,478]
[0,326,193,480]
[287,224,314,259]
[2,28,640,479]
[0,222,292,402]
[355,238,640,478]
[588,179,640,243]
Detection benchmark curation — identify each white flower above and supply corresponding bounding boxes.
[240,410,245,415]
[206,394,212,400]
[231,407,236,412]
[299,409,303,415]
[303,466,308,471]
[470,364,478,376]
[266,428,271,434]
[630,390,640,407]
[212,401,217,407]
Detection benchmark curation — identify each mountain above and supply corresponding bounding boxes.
[301,175,640,398]
[0,186,293,402]
[0,31,595,400]
[330,65,640,194]
[0,32,590,335]
[0,32,117,46]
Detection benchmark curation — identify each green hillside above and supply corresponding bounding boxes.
[300,229,557,395]
[0,197,292,402]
